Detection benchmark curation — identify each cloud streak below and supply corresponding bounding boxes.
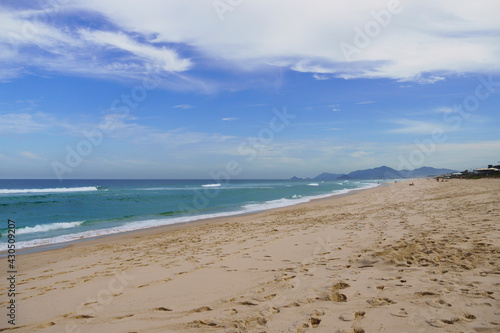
[388,119,453,135]
[0,1,498,86]
[0,4,191,82]
[0,112,49,134]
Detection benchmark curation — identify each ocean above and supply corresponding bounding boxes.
[0,179,380,251]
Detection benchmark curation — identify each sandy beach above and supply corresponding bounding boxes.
[1,178,499,332]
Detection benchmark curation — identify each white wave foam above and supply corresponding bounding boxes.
[0,182,380,251]
[308,183,319,186]
[0,186,98,194]
[16,221,84,235]
[201,183,221,188]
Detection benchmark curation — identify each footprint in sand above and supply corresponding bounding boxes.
[154,307,172,312]
[340,311,365,321]
[72,314,95,319]
[415,291,438,296]
[113,314,134,320]
[426,317,461,327]
[283,301,300,308]
[191,320,218,327]
[313,309,325,317]
[270,306,280,314]
[462,313,477,321]
[310,317,321,328]
[425,299,451,308]
[331,281,350,291]
[367,297,395,306]
[224,308,238,315]
[190,306,212,312]
[326,291,347,302]
[390,308,408,317]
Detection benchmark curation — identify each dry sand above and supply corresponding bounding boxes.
[1,178,499,332]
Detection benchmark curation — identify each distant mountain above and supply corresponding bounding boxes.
[347,165,400,179]
[293,166,458,181]
[313,172,344,180]
[400,166,457,178]
[346,166,457,179]
[290,176,311,180]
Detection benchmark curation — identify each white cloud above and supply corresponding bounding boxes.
[412,75,445,85]
[0,5,191,80]
[79,30,191,72]
[312,73,328,80]
[0,112,48,134]
[350,151,371,157]
[329,104,341,112]
[2,0,499,83]
[173,104,194,109]
[20,151,42,160]
[222,117,238,121]
[137,130,234,147]
[95,111,236,147]
[388,119,452,135]
[435,106,456,114]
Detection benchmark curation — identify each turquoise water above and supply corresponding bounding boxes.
[0,179,379,251]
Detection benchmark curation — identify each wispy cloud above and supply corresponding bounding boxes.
[95,111,236,148]
[0,112,48,134]
[222,117,239,121]
[329,104,340,112]
[388,119,452,135]
[20,151,43,160]
[173,104,195,109]
[137,130,235,147]
[0,6,191,81]
[1,1,499,84]
[350,151,371,158]
[435,106,456,114]
[79,30,191,72]
[312,73,328,80]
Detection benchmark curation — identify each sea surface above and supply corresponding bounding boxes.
[0,179,380,251]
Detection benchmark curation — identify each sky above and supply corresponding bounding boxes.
[0,0,499,179]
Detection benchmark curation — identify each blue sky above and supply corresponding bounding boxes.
[0,0,499,179]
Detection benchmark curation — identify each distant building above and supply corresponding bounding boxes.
[474,166,500,176]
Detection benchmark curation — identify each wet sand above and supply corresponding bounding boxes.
[1,178,499,332]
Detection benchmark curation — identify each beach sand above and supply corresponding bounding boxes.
[1,178,499,332]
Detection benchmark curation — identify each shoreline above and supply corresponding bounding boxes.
[3,178,498,332]
[3,181,385,257]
